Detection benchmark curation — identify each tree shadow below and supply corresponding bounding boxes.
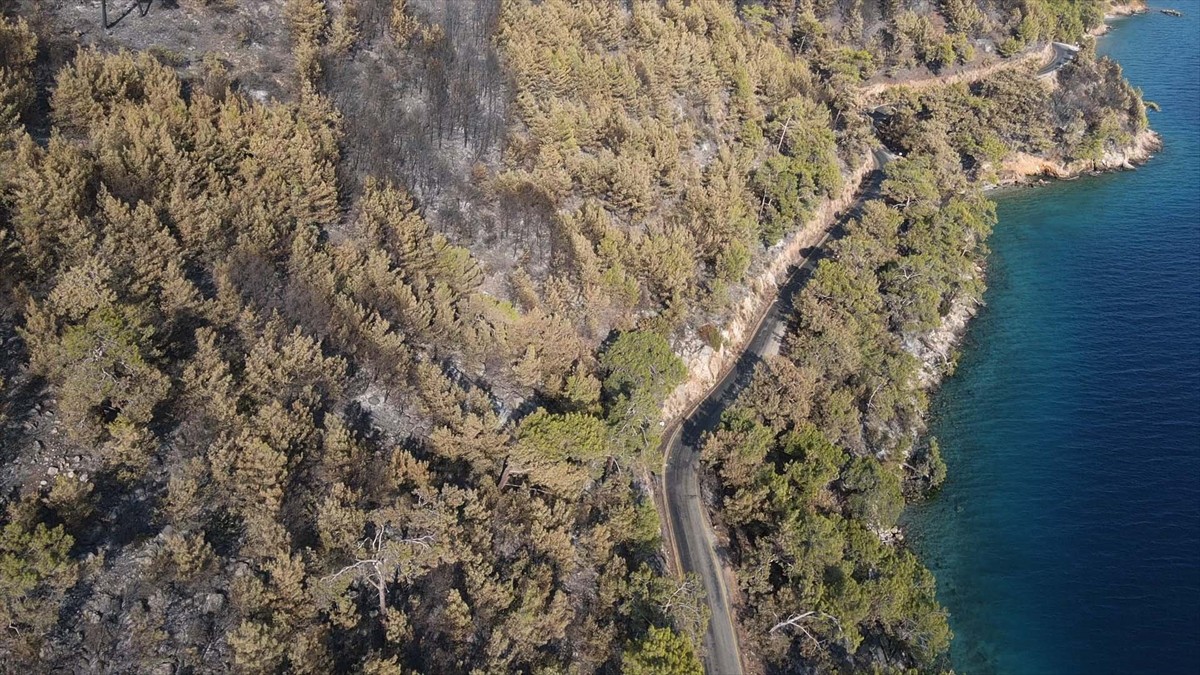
[675,167,891,454]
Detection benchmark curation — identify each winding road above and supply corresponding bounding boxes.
[1037,42,1082,78]
[656,41,1078,675]
[658,149,892,675]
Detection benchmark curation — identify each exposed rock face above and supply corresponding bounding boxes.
[659,156,874,424]
[999,128,1161,185]
[908,294,980,391]
[1107,2,1149,18]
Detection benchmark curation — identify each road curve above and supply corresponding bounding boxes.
[658,155,890,674]
[658,44,1071,671]
[1037,42,1080,78]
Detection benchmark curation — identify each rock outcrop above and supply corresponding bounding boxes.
[998,128,1161,185]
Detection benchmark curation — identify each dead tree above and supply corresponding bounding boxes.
[322,527,434,619]
[769,610,844,647]
[101,0,153,31]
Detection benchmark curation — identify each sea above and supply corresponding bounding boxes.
[904,3,1200,674]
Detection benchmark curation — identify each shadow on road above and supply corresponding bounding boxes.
[677,165,889,454]
[661,159,891,675]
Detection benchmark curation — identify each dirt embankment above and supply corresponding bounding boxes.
[997,128,1161,186]
[659,156,874,423]
[860,45,1052,99]
[908,294,978,391]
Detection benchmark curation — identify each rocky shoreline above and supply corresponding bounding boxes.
[906,126,1160,444]
[998,128,1162,186]
[1108,2,1149,18]
[1094,2,1150,35]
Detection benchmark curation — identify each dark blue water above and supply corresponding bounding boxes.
[907,4,1200,674]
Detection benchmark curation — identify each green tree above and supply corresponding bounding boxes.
[842,457,904,530]
[601,330,686,404]
[24,302,169,442]
[752,97,841,244]
[880,156,943,215]
[601,330,686,455]
[500,408,608,494]
[622,626,702,675]
[0,514,81,660]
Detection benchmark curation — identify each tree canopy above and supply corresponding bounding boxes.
[0,1,1150,671]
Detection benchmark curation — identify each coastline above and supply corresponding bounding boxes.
[918,0,1160,394]
[1094,2,1150,35]
[911,126,1159,422]
[652,5,1172,671]
[665,124,1160,672]
[886,123,1161,575]
[659,125,1160,434]
[1107,2,1150,18]
[997,128,1162,186]
[907,5,1200,670]
[658,24,1153,431]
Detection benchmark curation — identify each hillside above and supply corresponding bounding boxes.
[0,0,1149,672]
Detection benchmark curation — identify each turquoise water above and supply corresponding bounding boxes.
[906,5,1200,674]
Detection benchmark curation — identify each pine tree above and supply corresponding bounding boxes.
[0,17,37,131]
[0,510,81,661]
[621,626,703,675]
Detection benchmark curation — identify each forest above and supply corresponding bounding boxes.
[702,19,1148,675]
[0,0,1146,672]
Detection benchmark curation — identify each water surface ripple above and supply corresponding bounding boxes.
[905,4,1200,673]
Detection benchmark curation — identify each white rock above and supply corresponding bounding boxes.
[202,592,226,614]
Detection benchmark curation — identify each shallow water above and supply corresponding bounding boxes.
[905,4,1200,673]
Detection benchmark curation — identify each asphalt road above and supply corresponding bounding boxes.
[658,44,1068,671]
[659,154,891,674]
[1037,42,1080,77]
